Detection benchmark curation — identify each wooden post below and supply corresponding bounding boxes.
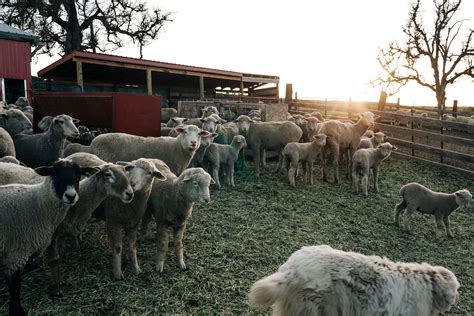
[76,61,83,91]
[295,92,298,101]
[240,80,244,97]
[378,90,387,111]
[453,100,458,118]
[146,69,152,95]
[199,76,204,100]
[411,106,415,157]
[285,83,293,102]
[396,97,400,110]
[440,102,446,163]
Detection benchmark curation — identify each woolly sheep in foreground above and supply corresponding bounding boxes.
[104,158,165,280]
[394,183,472,237]
[46,159,134,296]
[234,115,302,177]
[317,112,376,183]
[88,125,210,176]
[0,127,15,157]
[282,134,327,187]
[357,131,386,149]
[352,142,397,197]
[14,114,80,168]
[204,135,247,188]
[249,245,460,316]
[0,109,32,135]
[0,159,94,315]
[140,165,214,273]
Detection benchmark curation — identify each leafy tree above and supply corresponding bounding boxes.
[0,0,172,58]
[372,0,473,112]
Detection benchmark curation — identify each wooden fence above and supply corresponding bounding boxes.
[289,100,474,178]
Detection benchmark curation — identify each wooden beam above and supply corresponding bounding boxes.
[146,69,152,95]
[76,61,83,91]
[199,76,204,100]
[240,80,244,96]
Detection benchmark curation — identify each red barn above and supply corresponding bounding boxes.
[0,23,39,105]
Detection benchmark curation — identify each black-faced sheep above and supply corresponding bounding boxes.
[249,245,460,316]
[394,182,472,237]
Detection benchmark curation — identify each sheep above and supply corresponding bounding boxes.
[394,109,411,126]
[249,245,460,316]
[0,156,21,164]
[0,159,94,315]
[363,130,375,138]
[46,160,134,296]
[63,142,92,157]
[317,112,376,183]
[188,132,217,168]
[306,111,325,121]
[248,109,262,122]
[394,183,472,237]
[299,117,321,142]
[221,107,237,121]
[13,114,79,168]
[282,134,327,187]
[21,106,33,123]
[140,166,214,273]
[287,112,295,122]
[0,109,32,135]
[234,115,302,177]
[161,107,178,123]
[201,115,221,133]
[103,158,165,280]
[456,115,469,124]
[65,152,109,168]
[352,142,397,197]
[442,114,457,122]
[214,121,239,145]
[0,127,15,157]
[87,125,210,176]
[201,105,219,118]
[166,117,188,128]
[204,135,247,188]
[14,96,28,108]
[357,131,386,149]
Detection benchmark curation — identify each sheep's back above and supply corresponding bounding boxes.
[248,121,302,149]
[318,120,354,147]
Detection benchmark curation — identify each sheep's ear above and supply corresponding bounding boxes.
[199,130,211,137]
[153,170,166,181]
[200,118,207,122]
[72,118,80,124]
[175,127,185,134]
[116,161,134,171]
[34,166,55,176]
[171,118,178,123]
[391,145,398,151]
[80,166,101,177]
[182,175,192,182]
[212,132,218,138]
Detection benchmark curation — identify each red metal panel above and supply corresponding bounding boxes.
[112,93,161,137]
[0,39,31,80]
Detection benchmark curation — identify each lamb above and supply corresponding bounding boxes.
[317,112,376,183]
[0,127,15,157]
[46,159,134,296]
[161,107,178,123]
[394,183,472,237]
[357,131,386,149]
[282,134,327,187]
[351,143,397,197]
[14,114,80,168]
[87,125,210,175]
[0,159,93,315]
[140,166,214,273]
[0,109,32,135]
[204,135,247,188]
[249,245,460,316]
[234,115,302,176]
[103,158,165,280]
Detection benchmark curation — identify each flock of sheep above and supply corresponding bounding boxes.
[0,97,472,315]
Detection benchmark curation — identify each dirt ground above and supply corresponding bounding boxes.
[1,156,473,314]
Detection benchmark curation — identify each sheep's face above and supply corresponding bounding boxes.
[200,132,217,148]
[306,117,320,133]
[234,115,254,134]
[232,135,247,149]
[377,142,397,159]
[454,189,472,209]
[35,159,97,206]
[313,134,327,147]
[54,114,80,138]
[201,117,219,133]
[201,106,219,118]
[124,159,166,192]
[168,117,188,127]
[176,125,210,152]
[181,169,213,203]
[0,109,32,134]
[374,132,386,145]
[101,164,134,203]
[431,267,460,313]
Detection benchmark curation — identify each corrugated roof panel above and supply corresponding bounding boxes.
[0,23,39,43]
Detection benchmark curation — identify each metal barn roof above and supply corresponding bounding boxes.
[0,23,39,43]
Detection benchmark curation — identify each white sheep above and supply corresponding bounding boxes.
[249,245,460,316]
[352,142,397,197]
[0,159,94,315]
[204,135,247,188]
[88,125,210,176]
[442,114,457,122]
[140,165,214,273]
[282,134,327,187]
[394,182,472,237]
[456,115,469,124]
[0,108,32,135]
[357,131,386,149]
[103,158,165,280]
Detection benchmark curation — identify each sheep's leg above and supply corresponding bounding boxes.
[125,227,141,276]
[308,161,314,185]
[361,172,369,197]
[107,224,124,280]
[443,215,454,237]
[346,148,352,180]
[435,215,446,237]
[403,207,416,234]
[328,141,340,183]
[261,149,267,168]
[373,167,380,193]
[155,223,169,273]
[394,199,407,226]
[174,224,187,271]
[320,148,328,182]
[229,163,235,187]
[352,169,359,193]
[46,238,63,298]
[253,145,261,177]
[7,270,26,316]
[288,160,298,187]
[282,155,289,176]
[211,163,221,189]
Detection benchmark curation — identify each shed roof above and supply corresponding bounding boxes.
[37,51,279,91]
[0,23,39,43]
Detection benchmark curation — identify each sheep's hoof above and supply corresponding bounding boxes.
[156,263,164,274]
[113,272,124,281]
[133,266,142,275]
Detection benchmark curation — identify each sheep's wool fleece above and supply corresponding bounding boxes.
[252,245,459,316]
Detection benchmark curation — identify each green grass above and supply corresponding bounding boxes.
[1,157,473,314]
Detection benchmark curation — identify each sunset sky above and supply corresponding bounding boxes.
[31,0,474,107]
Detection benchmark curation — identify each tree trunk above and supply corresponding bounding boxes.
[436,88,446,119]
[63,0,82,55]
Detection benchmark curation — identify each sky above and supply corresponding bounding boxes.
[31,0,474,107]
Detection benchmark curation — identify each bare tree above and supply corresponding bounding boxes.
[0,0,172,58]
[372,0,474,113]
